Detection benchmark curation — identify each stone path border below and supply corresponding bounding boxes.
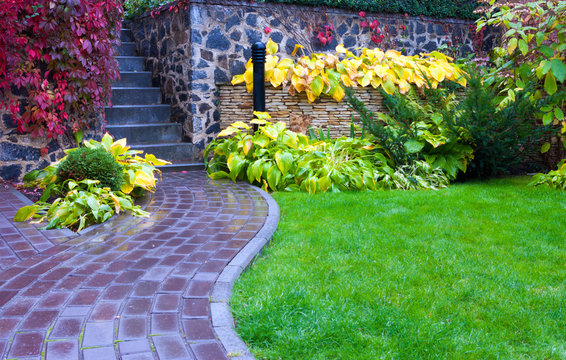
[0,172,279,360]
[210,186,279,360]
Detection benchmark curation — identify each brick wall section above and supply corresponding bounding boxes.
[128,0,497,156]
[219,84,386,137]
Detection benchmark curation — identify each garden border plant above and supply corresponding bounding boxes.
[14,134,170,231]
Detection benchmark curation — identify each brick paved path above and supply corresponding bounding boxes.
[0,172,276,360]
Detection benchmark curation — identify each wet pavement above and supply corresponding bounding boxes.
[0,171,277,360]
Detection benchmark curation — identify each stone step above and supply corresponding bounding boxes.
[106,123,182,144]
[118,42,137,56]
[158,163,206,172]
[111,87,161,105]
[117,56,145,72]
[114,72,153,87]
[134,143,198,163]
[121,28,133,42]
[105,105,171,125]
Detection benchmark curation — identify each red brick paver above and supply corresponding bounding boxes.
[0,172,269,359]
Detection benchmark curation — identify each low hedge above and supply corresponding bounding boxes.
[260,0,481,20]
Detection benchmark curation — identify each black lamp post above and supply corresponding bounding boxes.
[251,42,266,133]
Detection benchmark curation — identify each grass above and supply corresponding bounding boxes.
[231,177,566,360]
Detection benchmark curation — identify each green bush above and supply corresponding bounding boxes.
[444,67,548,179]
[57,147,124,191]
[346,85,473,180]
[124,0,480,20]
[261,0,480,20]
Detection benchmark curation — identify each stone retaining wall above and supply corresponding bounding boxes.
[219,84,385,137]
[0,110,102,182]
[128,0,497,155]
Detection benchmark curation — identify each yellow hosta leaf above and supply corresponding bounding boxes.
[231,74,244,85]
[266,39,278,55]
[456,75,467,87]
[134,170,156,191]
[291,44,304,56]
[382,78,396,94]
[310,76,324,97]
[325,54,339,68]
[370,77,382,88]
[336,44,347,54]
[217,127,237,137]
[278,58,294,69]
[243,137,253,156]
[253,111,271,120]
[250,118,269,125]
[385,49,402,58]
[398,79,411,94]
[340,74,353,87]
[271,67,286,87]
[429,65,445,82]
[306,90,316,103]
[331,85,345,102]
[266,55,279,70]
[231,121,250,129]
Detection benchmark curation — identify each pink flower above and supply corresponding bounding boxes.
[370,20,379,30]
[264,26,271,34]
[359,11,366,18]
[320,36,328,45]
[360,20,368,28]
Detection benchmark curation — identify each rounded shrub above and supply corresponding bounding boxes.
[57,147,124,191]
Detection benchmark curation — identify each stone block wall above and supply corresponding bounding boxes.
[128,0,497,156]
[0,110,103,181]
[219,84,385,137]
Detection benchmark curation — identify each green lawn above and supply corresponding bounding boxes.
[231,177,566,360]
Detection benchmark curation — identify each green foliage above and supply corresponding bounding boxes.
[57,147,124,192]
[259,0,481,20]
[345,86,473,180]
[477,0,566,139]
[16,134,169,231]
[123,0,166,18]
[445,68,547,178]
[205,112,448,193]
[529,159,566,190]
[14,179,148,232]
[232,177,566,359]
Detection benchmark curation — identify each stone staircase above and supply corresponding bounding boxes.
[105,27,203,172]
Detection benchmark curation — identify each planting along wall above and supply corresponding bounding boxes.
[128,0,496,155]
[219,84,386,137]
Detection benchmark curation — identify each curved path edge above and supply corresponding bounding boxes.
[210,185,280,360]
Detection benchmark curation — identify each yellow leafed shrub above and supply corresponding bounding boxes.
[232,39,467,103]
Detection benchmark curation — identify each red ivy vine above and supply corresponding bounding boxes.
[0,0,123,139]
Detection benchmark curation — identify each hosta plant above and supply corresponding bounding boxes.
[205,112,449,193]
[232,40,467,103]
[16,134,169,231]
[14,179,149,232]
[25,133,170,201]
